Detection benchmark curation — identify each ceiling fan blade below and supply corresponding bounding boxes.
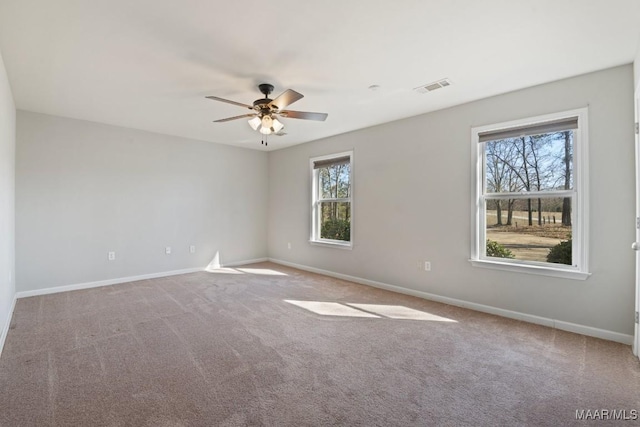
[269,89,304,110]
[213,113,257,123]
[279,110,328,121]
[205,95,253,109]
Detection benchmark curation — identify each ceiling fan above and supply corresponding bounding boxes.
[206,83,328,145]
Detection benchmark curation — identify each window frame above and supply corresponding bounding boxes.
[309,150,354,249]
[470,108,590,280]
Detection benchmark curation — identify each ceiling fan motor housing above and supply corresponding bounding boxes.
[253,98,272,109]
[258,83,274,97]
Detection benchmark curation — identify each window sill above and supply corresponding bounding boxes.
[309,240,353,250]
[469,259,590,280]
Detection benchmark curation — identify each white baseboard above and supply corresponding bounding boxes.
[268,258,633,345]
[0,294,17,357]
[14,257,271,299]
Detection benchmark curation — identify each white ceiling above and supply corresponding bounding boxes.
[0,1,639,151]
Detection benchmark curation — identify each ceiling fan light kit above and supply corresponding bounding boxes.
[206,83,328,145]
[255,116,284,135]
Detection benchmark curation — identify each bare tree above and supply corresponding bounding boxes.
[513,136,534,226]
[486,130,572,230]
[524,135,554,226]
[486,142,505,225]
[486,140,520,225]
[561,131,572,226]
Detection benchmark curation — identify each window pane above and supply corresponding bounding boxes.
[318,163,351,200]
[319,201,351,241]
[485,197,572,265]
[485,131,573,193]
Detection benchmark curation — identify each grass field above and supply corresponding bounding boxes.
[486,210,571,262]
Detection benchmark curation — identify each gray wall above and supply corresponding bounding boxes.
[0,49,15,342]
[268,65,636,336]
[16,112,268,292]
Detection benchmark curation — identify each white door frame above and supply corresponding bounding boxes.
[634,85,640,358]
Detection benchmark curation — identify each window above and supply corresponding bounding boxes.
[471,109,589,280]
[310,151,353,248]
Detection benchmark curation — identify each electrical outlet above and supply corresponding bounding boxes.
[424,261,431,271]
[189,245,196,254]
[108,251,116,261]
[165,247,171,255]
[287,242,291,249]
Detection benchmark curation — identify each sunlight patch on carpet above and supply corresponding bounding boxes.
[285,300,456,322]
[285,300,379,318]
[346,303,457,322]
[236,268,288,276]
[205,268,244,274]
[205,267,289,276]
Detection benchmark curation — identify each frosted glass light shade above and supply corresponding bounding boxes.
[248,116,261,130]
[261,115,273,129]
[272,118,284,133]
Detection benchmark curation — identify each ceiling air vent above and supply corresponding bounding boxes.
[414,78,452,94]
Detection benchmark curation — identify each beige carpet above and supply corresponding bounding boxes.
[1,262,639,426]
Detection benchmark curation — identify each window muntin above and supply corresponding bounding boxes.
[471,109,588,279]
[311,152,353,247]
